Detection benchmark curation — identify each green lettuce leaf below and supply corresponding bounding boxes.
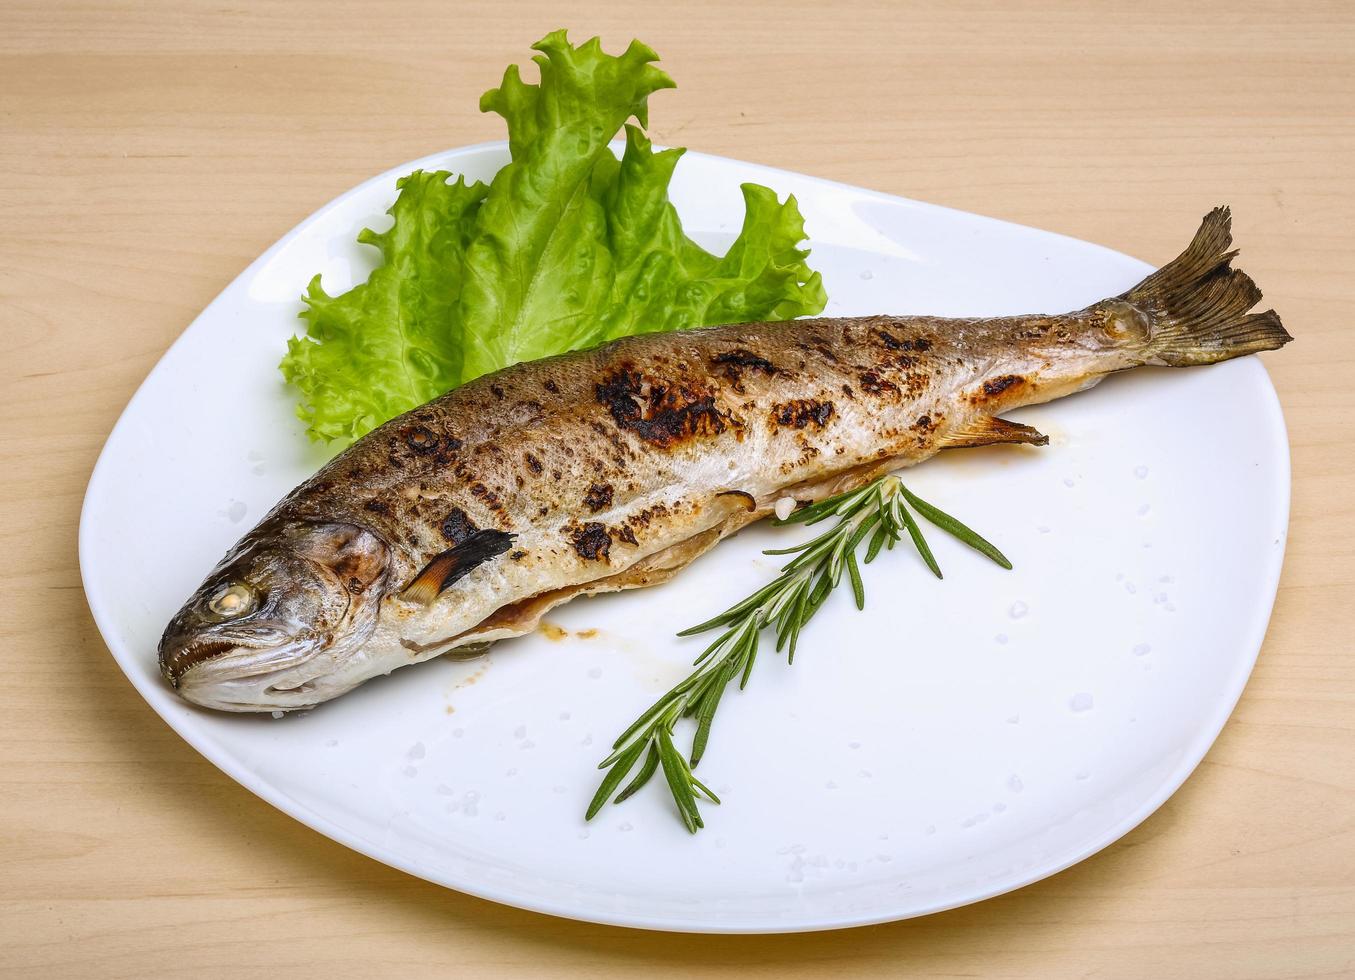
[281,30,827,443]
[281,171,487,442]
[458,32,675,379]
[594,125,825,342]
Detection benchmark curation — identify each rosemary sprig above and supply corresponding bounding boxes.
[584,474,1012,833]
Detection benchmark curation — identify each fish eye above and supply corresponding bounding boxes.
[208,583,256,618]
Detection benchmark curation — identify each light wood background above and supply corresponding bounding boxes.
[2,1,1352,977]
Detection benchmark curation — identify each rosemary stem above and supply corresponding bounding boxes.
[585,473,1012,833]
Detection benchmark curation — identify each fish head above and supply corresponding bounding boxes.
[158,520,390,711]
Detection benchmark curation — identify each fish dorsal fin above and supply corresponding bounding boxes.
[944,416,1049,449]
[400,529,515,605]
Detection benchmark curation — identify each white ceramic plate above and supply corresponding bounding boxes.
[80,143,1289,933]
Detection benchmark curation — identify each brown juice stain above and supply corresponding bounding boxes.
[458,666,487,687]
[537,620,679,693]
[539,621,569,641]
[446,623,675,717]
[539,622,601,641]
[443,659,491,712]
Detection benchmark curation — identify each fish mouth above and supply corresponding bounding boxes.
[162,638,250,684]
[169,630,355,712]
[164,628,314,686]
[160,640,232,686]
[163,603,378,713]
[175,656,329,712]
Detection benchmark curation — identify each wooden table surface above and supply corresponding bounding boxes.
[3,1,1352,976]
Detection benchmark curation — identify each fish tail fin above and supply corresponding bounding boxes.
[1122,207,1292,366]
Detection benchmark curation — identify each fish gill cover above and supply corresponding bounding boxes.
[281,30,827,443]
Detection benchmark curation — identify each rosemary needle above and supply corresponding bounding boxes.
[585,474,1012,833]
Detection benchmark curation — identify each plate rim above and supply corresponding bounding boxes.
[79,140,1291,933]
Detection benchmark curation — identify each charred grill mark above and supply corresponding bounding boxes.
[588,420,634,460]
[615,524,638,546]
[901,371,931,398]
[404,426,439,454]
[596,366,734,449]
[876,330,934,353]
[869,330,935,373]
[467,482,506,520]
[982,374,1025,397]
[712,350,776,372]
[794,340,841,365]
[364,499,390,515]
[712,350,777,392]
[568,522,612,561]
[584,482,614,512]
[841,384,855,399]
[489,384,505,400]
[911,412,943,447]
[543,379,560,394]
[781,440,823,474]
[771,399,835,430]
[394,424,462,470]
[628,502,668,531]
[440,507,479,544]
[522,452,542,474]
[509,550,527,561]
[859,371,900,398]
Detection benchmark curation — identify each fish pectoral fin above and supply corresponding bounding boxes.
[944,416,1049,449]
[399,529,515,605]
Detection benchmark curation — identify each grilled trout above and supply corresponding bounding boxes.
[159,208,1290,711]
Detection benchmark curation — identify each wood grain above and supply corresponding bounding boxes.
[2,1,1352,976]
